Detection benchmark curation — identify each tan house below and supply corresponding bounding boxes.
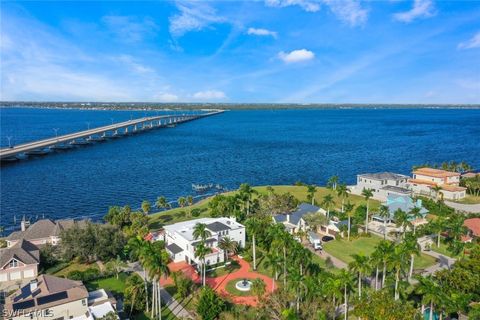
[408,168,467,200]
[0,240,39,285]
[6,219,88,248]
[3,275,90,320]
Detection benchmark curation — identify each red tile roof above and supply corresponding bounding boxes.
[464,218,480,237]
[414,167,460,178]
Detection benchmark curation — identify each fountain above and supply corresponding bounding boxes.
[235,278,252,292]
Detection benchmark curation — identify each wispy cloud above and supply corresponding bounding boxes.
[278,49,315,63]
[102,15,158,43]
[323,0,368,27]
[155,92,179,102]
[169,1,225,37]
[458,31,480,49]
[193,90,227,100]
[114,55,154,74]
[393,0,436,23]
[247,27,278,38]
[265,0,320,12]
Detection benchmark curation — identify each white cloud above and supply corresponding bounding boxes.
[323,0,368,27]
[169,1,225,37]
[193,90,226,100]
[102,15,158,43]
[247,27,278,38]
[458,32,480,50]
[278,49,315,63]
[155,93,179,102]
[265,0,320,12]
[393,0,436,23]
[114,55,154,74]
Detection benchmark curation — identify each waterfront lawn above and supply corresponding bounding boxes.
[84,272,128,296]
[148,185,380,229]
[323,236,436,270]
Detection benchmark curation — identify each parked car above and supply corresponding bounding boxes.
[321,235,334,242]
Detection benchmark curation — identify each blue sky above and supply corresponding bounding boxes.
[1,0,479,103]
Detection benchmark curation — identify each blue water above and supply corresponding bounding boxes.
[1,107,479,230]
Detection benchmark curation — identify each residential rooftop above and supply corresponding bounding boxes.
[164,217,244,242]
[358,172,409,181]
[413,167,460,178]
[0,239,40,268]
[6,218,89,242]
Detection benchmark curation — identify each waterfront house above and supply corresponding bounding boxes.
[3,275,117,320]
[273,203,326,234]
[5,219,88,248]
[0,239,39,285]
[349,172,411,201]
[372,194,428,224]
[408,168,466,200]
[163,217,245,266]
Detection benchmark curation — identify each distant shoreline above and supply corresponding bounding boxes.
[1,102,479,111]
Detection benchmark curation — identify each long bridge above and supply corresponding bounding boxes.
[1,110,224,161]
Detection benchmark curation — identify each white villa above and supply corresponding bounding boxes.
[349,172,411,201]
[408,167,466,200]
[163,217,245,266]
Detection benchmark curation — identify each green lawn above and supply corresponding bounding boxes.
[455,194,480,204]
[206,262,241,277]
[54,261,99,277]
[323,236,437,270]
[131,308,177,320]
[148,185,380,229]
[225,279,256,297]
[84,272,129,295]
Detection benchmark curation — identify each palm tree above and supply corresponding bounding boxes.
[193,223,212,242]
[431,216,446,248]
[328,175,339,191]
[187,195,194,207]
[390,245,408,300]
[370,249,382,291]
[378,205,390,240]
[287,267,305,313]
[251,278,266,302]
[106,255,127,279]
[307,184,317,205]
[362,188,373,234]
[264,251,283,289]
[141,200,151,214]
[344,201,355,241]
[324,276,342,320]
[394,209,410,238]
[337,269,354,320]
[403,233,420,281]
[127,236,150,313]
[321,194,335,222]
[431,185,443,202]
[409,207,423,234]
[375,240,395,288]
[146,248,170,320]
[155,196,170,210]
[336,184,349,213]
[245,216,261,271]
[218,236,238,264]
[177,196,186,208]
[348,253,369,297]
[416,276,444,320]
[238,183,257,216]
[194,242,211,286]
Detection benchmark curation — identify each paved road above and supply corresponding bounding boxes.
[305,245,348,269]
[445,201,480,214]
[127,262,193,319]
[420,250,456,276]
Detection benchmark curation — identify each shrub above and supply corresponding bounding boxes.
[197,287,225,320]
[191,208,201,217]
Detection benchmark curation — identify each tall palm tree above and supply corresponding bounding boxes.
[394,209,410,238]
[344,202,355,241]
[218,236,238,264]
[362,188,373,234]
[141,200,151,214]
[375,240,395,288]
[127,236,150,313]
[336,184,349,213]
[409,207,422,234]
[369,249,382,291]
[390,245,408,300]
[324,276,342,320]
[403,232,420,281]
[348,253,369,298]
[177,196,186,208]
[287,267,305,314]
[239,183,257,216]
[193,223,212,242]
[264,251,283,289]
[378,205,390,240]
[431,185,443,202]
[307,184,317,205]
[146,248,170,320]
[321,194,335,222]
[271,227,292,286]
[431,216,446,248]
[194,242,211,286]
[245,216,261,271]
[416,276,443,320]
[337,269,354,320]
[328,175,339,191]
[155,196,170,210]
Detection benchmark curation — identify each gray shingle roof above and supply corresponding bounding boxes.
[0,239,40,268]
[166,243,183,255]
[274,203,320,226]
[206,221,231,233]
[358,172,409,181]
[6,219,88,242]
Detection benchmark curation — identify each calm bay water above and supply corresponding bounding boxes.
[1,107,479,230]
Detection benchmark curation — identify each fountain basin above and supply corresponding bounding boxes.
[235,279,252,292]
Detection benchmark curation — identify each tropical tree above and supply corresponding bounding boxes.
[177,196,187,208]
[377,205,390,240]
[145,245,170,320]
[409,207,423,234]
[306,184,317,205]
[126,236,150,312]
[218,236,238,264]
[370,249,382,291]
[238,183,257,216]
[124,273,147,316]
[194,242,211,287]
[187,195,194,207]
[105,255,127,279]
[245,216,262,271]
[141,200,151,214]
[430,216,446,248]
[403,233,420,281]
[321,194,335,221]
[336,184,349,213]
[375,240,395,288]
[337,269,354,320]
[196,287,225,320]
[287,267,305,313]
[416,275,444,320]
[432,185,443,202]
[394,209,411,239]
[327,175,339,191]
[344,201,355,241]
[155,196,170,210]
[251,278,266,302]
[362,188,373,234]
[390,245,408,300]
[303,212,328,233]
[349,253,369,297]
[264,251,283,289]
[193,223,212,242]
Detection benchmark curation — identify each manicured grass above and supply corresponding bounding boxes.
[225,279,257,297]
[131,308,177,320]
[455,195,480,204]
[148,185,380,229]
[206,262,241,277]
[84,272,129,295]
[323,235,437,270]
[429,241,461,258]
[54,261,99,277]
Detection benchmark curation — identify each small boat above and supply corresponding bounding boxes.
[1,156,19,163]
[192,183,216,193]
[86,136,106,142]
[25,149,49,156]
[70,139,90,145]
